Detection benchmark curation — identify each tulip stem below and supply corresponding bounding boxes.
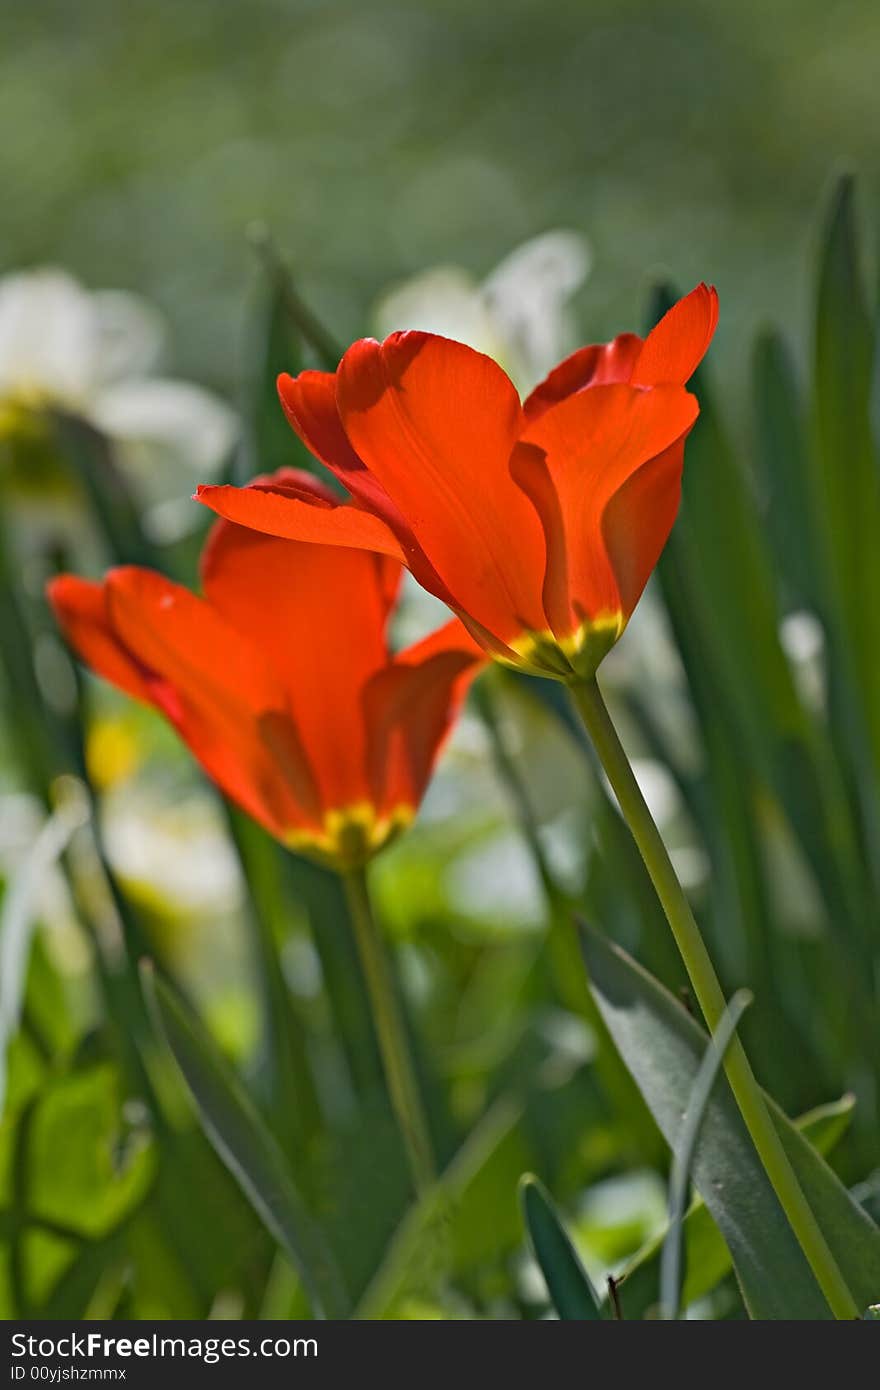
[570,675,859,1320]
[342,866,435,1196]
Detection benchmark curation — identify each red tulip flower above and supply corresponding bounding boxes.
[48,474,484,868]
[196,285,717,681]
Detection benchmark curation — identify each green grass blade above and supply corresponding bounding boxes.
[616,1094,856,1318]
[141,961,349,1319]
[520,1173,604,1319]
[580,921,880,1318]
[660,988,752,1319]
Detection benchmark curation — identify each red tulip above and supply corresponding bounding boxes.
[48,474,484,868]
[197,284,717,680]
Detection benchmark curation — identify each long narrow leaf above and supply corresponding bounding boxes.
[659,988,752,1319]
[616,1094,856,1317]
[141,962,348,1319]
[580,921,880,1318]
[520,1174,604,1320]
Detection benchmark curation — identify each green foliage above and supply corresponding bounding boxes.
[580,922,880,1319]
[2,173,880,1320]
[142,962,349,1318]
[615,1095,857,1318]
[519,1175,604,1319]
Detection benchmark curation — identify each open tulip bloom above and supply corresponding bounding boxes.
[48,279,861,1312]
[48,481,483,871]
[196,280,863,1314]
[196,284,718,683]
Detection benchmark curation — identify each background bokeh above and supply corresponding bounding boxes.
[4,0,878,392]
[2,0,880,1322]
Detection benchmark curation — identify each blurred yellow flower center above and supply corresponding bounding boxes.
[284,802,415,870]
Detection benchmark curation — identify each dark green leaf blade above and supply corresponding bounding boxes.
[660,988,752,1319]
[520,1174,603,1320]
[580,922,880,1319]
[615,1094,855,1319]
[141,962,348,1319]
[810,173,880,848]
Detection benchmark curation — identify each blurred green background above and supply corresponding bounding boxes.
[2,0,880,1322]
[3,0,878,391]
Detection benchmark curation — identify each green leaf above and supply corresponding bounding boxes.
[811,173,880,836]
[236,244,311,483]
[141,962,349,1319]
[235,228,342,488]
[520,1174,603,1319]
[355,1093,527,1318]
[23,1063,155,1241]
[660,988,752,1319]
[650,282,875,1102]
[580,922,880,1319]
[617,1093,857,1318]
[751,329,817,610]
[51,412,158,568]
[794,1094,858,1157]
[223,808,322,1165]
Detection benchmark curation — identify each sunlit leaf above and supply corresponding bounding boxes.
[581,921,880,1318]
[617,1093,857,1318]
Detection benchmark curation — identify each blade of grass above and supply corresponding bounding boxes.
[659,988,752,1319]
[141,961,348,1319]
[615,1094,856,1317]
[520,1174,604,1319]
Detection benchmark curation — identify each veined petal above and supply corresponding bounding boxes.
[523,332,643,420]
[632,283,718,386]
[513,383,698,634]
[363,617,484,816]
[336,331,548,644]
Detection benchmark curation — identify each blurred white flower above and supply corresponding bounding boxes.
[100,781,242,918]
[0,268,237,536]
[374,230,592,393]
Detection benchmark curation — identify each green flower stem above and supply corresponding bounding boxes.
[570,675,859,1320]
[474,677,659,1155]
[342,866,435,1196]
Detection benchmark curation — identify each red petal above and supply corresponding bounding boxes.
[104,568,319,836]
[513,383,698,632]
[195,470,407,563]
[200,515,401,816]
[632,283,718,386]
[601,438,685,617]
[337,332,548,644]
[523,333,643,420]
[278,371,366,486]
[47,575,154,706]
[363,618,484,816]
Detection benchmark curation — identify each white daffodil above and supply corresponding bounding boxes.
[0,268,237,540]
[373,230,592,394]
